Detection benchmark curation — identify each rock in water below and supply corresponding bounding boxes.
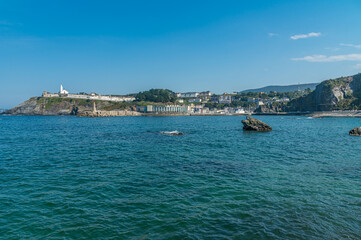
[160,131,184,135]
[349,127,361,136]
[242,116,272,132]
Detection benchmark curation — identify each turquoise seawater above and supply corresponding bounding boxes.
[1,115,361,239]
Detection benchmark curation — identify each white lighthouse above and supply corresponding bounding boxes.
[60,85,69,94]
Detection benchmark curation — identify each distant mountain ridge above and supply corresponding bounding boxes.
[241,83,319,93]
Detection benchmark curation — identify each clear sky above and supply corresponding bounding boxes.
[1,0,361,108]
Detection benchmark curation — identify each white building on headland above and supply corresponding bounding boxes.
[176,91,211,98]
[42,85,135,102]
[60,85,69,94]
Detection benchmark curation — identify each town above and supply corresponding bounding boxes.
[42,85,307,115]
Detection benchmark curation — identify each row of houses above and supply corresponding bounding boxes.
[247,97,290,107]
[176,91,234,104]
[176,91,211,98]
[136,105,189,113]
[247,97,290,103]
[136,104,248,114]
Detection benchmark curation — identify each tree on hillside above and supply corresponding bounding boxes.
[135,89,176,103]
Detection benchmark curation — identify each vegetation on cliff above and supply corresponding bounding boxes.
[287,73,361,111]
[135,89,176,103]
[3,97,136,115]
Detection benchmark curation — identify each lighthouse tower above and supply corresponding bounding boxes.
[60,85,69,94]
[92,101,97,112]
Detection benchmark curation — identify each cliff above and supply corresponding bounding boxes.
[287,73,361,111]
[3,97,134,115]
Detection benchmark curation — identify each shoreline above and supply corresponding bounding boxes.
[2,110,361,117]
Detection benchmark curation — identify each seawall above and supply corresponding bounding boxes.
[78,110,143,117]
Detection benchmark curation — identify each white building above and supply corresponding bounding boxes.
[177,92,199,98]
[188,98,202,103]
[218,95,232,104]
[235,108,246,114]
[60,85,69,94]
[256,100,265,107]
[176,91,211,99]
[42,85,135,102]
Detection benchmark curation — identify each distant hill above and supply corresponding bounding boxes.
[240,83,319,93]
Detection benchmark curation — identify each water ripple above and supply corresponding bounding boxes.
[0,116,361,239]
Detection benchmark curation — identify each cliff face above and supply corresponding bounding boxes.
[3,97,133,115]
[288,73,361,111]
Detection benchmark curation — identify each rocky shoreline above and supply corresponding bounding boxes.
[308,111,361,118]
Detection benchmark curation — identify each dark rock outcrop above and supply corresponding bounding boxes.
[242,116,272,132]
[3,97,74,115]
[349,127,361,136]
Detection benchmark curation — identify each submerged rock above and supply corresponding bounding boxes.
[349,127,361,136]
[160,130,183,135]
[242,116,272,132]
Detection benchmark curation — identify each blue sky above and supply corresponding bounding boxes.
[1,0,361,108]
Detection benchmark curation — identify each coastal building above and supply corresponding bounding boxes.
[201,107,210,113]
[256,99,265,107]
[42,85,136,102]
[235,108,246,114]
[210,95,232,104]
[42,91,59,98]
[141,105,188,113]
[188,98,202,103]
[210,96,219,103]
[177,92,199,98]
[176,91,211,99]
[198,91,212,98]
[218,95,232,104]
[60,85,69,95]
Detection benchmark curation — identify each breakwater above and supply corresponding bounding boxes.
[78,110,142,117]
[78,111,252,117]
[310,110,361,118]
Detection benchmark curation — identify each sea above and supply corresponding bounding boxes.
[0,115,361,239]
